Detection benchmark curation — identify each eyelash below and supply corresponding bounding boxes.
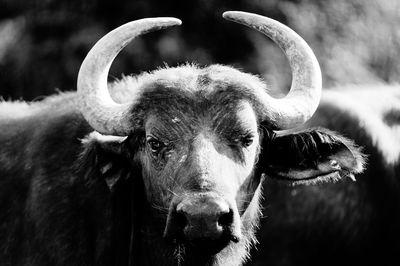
[146,137,166,154]
[146,132,254,155]
[231,133,254,148]
[240,134,254,147]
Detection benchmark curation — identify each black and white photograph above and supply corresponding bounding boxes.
[0,1,399,265]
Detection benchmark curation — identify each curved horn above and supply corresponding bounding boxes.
[223,11,322,129]
[77,18,182,135]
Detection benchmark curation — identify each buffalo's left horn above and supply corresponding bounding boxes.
[77,18,182,135]
[223,11,322,129]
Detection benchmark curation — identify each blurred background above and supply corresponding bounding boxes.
[0,0,399,101]
[1,1,399,266]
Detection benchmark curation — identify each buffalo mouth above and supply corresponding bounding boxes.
[164,212,239,256]
[183,236,233,256]
[163,193,242,257]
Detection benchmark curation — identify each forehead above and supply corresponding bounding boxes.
[111,64,267,117]
[144,94,258,135]
[109,64,268,133]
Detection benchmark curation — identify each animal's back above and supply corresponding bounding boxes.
[251,85,400,266]
[0,92,95,266]
[314,85,400,166]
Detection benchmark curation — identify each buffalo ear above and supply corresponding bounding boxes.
[79,132,131,191]
[261,128,366,184]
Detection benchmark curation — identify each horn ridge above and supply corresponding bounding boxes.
[77,17,182,135]
[223,11,322,129]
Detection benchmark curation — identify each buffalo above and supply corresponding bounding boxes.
[251,86,400,266]
[0,12,365,266]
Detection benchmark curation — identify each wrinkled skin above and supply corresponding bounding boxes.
[138,101,259,212]
[0,66,365,266]
[128,91,264,265]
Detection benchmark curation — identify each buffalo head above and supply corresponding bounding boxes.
[76,11,365,266]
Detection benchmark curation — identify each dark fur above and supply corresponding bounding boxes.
[0,67,366,266]
[0,95,145,266]
[0,92,262,266]
[250,93,400,266]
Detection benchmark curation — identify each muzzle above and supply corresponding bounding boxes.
[163,192,242,254]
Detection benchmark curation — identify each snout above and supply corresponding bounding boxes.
[164,192,242,253]
[177,195,234,240]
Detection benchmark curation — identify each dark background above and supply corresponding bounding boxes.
[0,0,399,101]
[1,1,399,266]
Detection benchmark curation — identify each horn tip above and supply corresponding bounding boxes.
[157,17,182,27]
[222,11,236,20]
[222,11,249,20]
[169,18,182,26]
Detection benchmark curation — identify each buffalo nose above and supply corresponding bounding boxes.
[175,195,234,240]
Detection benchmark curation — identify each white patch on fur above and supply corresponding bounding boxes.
[81,131,127,144]
[322,85,400,165]
[172,117,181,123]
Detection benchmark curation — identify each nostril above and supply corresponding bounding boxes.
[218,209,234,227]
[175,209,188,230]
[163,206,188,241]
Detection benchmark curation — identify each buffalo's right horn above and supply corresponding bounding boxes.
[223,11,322,129]
[77,18,182,136]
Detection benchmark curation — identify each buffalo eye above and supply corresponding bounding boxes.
[240,134,254,147]
[146,137,166,154]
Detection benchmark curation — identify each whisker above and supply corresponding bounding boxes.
[236,198,253,203]
[237,191,258,197]
[174,240,185,266]
[167,188,178,197]
[151,204,169,213]
[166,175,180,187]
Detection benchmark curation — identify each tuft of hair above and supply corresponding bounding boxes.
[265,127,366,185]
[290,171,343,186]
